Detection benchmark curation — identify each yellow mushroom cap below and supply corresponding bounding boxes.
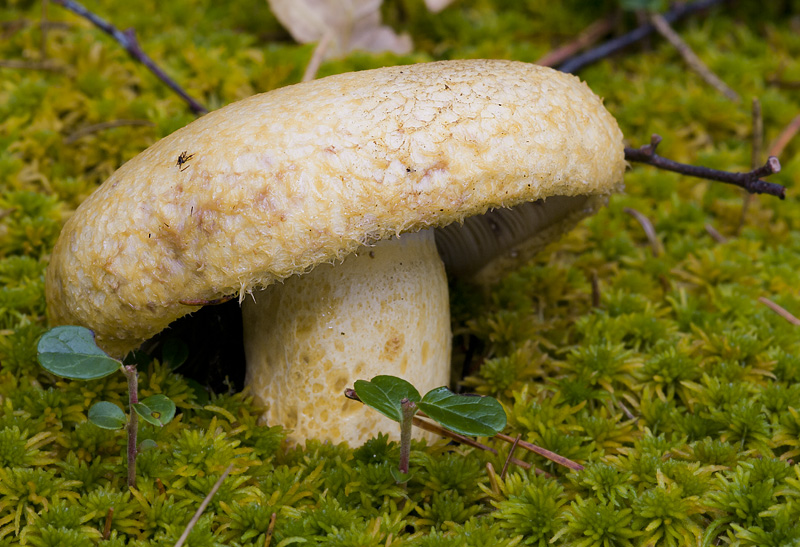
[46,59,625,357]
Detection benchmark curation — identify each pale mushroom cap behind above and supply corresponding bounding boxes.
[45,59,625,357]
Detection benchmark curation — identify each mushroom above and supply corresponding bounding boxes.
[45,59,625,445]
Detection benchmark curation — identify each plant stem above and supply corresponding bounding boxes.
[122,364,139,488]
[398,398,416,476]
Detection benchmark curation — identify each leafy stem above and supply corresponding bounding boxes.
[37,326,176,488]
[398,398,416,476]
[350,375,507,482]
[122,364,139,488]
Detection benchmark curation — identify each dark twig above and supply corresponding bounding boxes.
[52,0,208,115]
[558,0,724,74]
[535,15,615,67]
[174,463,235,547]
[625,135,784,199]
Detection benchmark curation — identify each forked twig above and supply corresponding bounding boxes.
[625,134,784,199]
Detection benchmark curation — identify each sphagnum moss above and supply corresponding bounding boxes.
[2,0,800,545]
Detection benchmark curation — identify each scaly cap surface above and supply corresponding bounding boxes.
[46,59,625,356]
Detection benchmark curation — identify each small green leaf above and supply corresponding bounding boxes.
[162,338,189,370]
[133,394,176,427]
[390,466,412,484]
[418,387,507,437]
[186,378,210,406]
[37,326,121,380]
[354,376,421,423]
[88,401,127,430]
[138,439,158,451]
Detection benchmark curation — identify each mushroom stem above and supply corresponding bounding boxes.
[242,229,451,445]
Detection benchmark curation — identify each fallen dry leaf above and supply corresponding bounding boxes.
[267,0,412,58]
[425,0,457,13]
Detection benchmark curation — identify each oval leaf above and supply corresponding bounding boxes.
[418,387,507,437]
[162,338,189,370]
[88,401,127,430]
[138,439,159,452]
[390,466,412,484]
[37,326,121,380]
[353,375,421,423]
[133,394,176,427]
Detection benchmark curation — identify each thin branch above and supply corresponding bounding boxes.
[52,0,208,115]
[0,59,63,71]
[768,113,800,158]
[624,207,662,256]
[767,76,800,90]
[41,0,50,59]
[751,98,764,169]
[500,434,521,479]
[648,12,739,102]
[617,399,636,421]
[64,119,154,144]
[264,513,277,547]
[758,296,800,326]
[485,462,501,496]
[102,508,114,540]
[625,134,784,199]
[558,0,724,74]
[738,98,764,234]
[302,32,332,82]
[535,15,615,67]
[174,463,235,547]
[704,223,727,243]
[494,432,583,471]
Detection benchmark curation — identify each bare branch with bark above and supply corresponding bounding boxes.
[625,134,785,199]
